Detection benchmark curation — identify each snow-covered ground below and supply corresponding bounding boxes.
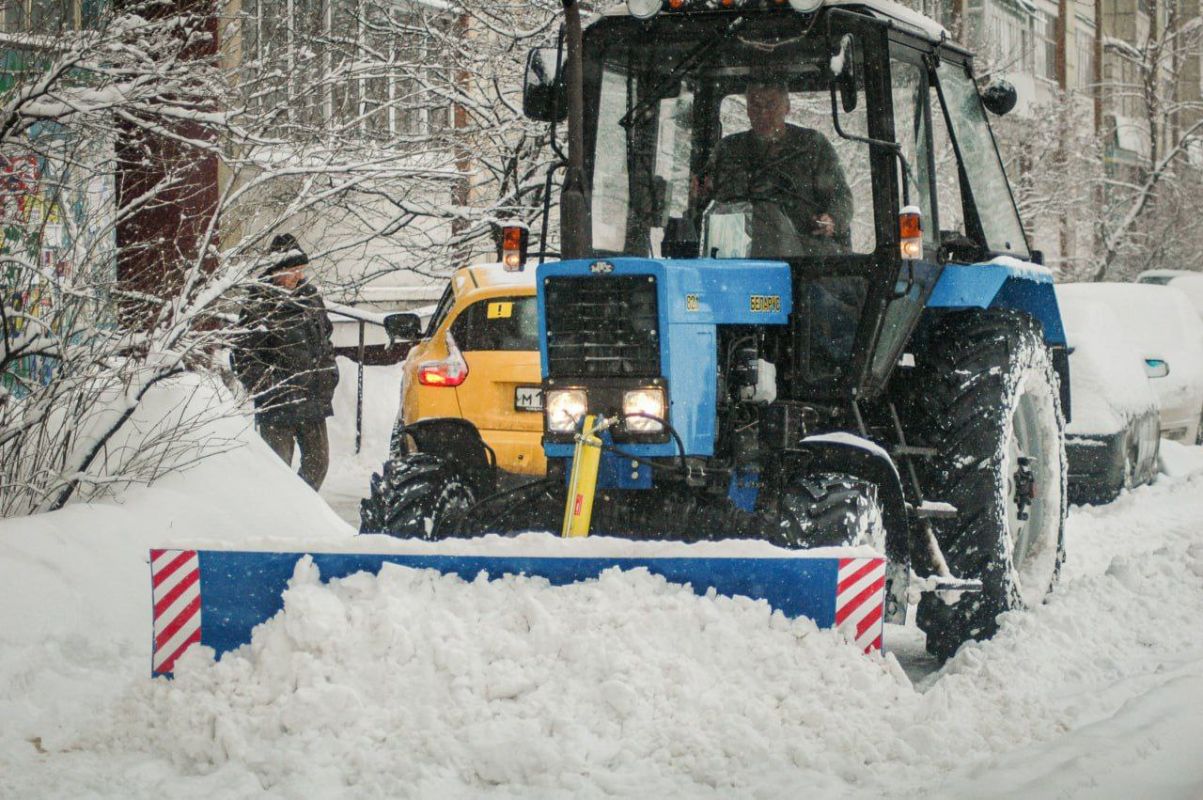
[321,357,405,527]
[3,371,1203,798]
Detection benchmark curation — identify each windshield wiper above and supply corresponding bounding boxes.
[618,16,746,129]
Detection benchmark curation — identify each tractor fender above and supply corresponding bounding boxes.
[923,260,1071,422]
[925,260,1065,346]
[391,417,498,496]
[794,433,910,566]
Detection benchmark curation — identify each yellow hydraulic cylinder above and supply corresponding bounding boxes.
[562,414,604,538]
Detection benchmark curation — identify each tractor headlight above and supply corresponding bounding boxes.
[623,388,666,433]
[546,389,588,433]
[627,0,661,19]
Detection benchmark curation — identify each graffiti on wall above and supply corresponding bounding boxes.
[2,141,117,396]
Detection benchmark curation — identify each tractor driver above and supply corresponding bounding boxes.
[695,79,854,255]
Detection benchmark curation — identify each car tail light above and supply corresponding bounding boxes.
[417,333,468,387]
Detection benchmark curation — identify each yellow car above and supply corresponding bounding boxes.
[396,262,544,476]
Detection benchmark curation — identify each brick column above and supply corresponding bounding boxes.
[115,0,220,329]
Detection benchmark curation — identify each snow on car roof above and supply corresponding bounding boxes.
[1057,283,1203,355]
[598,0,949,40]
[452,262,537,296]
[1137,269,1196,280]
[1140,273,1203,320]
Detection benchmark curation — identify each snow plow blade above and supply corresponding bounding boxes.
[149,546,886,677]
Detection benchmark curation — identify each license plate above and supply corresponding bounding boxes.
[515,386,543,411]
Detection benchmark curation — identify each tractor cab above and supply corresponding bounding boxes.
[525,0,1030,403]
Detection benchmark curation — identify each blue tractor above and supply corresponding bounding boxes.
[364,0,1069,660]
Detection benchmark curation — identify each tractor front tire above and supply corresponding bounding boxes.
[775,473,885,550]
[359,453,475,539]
[905,310,1066,661]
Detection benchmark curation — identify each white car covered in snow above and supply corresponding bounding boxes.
[1058,282,1203,444]
[1055,291,1160,502]
[1136,269,1203,321]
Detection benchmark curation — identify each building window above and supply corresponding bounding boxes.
[1033,12,1056,81]
[1111,55,1141,117]
[3,0,95,32]
[1075,26,1095,94]
[980,2,1064,82]
[985,3,1033,74]
[241,0,453,139]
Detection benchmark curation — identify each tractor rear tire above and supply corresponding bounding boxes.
[903,310,1066,661]
[359,453,475,539]
[775,473,885,550]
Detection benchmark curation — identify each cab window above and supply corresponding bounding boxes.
[713,81,874,255]
[927,83,967,242]
[890,58,936,253]
[935,61,1028,257]
[449,296,538,351]
[588,15,881,260]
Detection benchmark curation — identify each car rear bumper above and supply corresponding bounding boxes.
[1152,397,1200,443]
[481,428,546,476]
[1159,418,1197,443]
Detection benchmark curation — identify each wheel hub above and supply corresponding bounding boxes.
[1013,455,1036,521]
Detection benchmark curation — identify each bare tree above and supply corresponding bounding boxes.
[0,0,574,517]
[990,89,1106,279]
[232,0,568,292]
[1088,6,1203,280]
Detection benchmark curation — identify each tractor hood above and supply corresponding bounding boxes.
[535,256,792,326]
[535,257,792,459]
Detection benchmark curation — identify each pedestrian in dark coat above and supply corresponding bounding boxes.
[233,234,339,489]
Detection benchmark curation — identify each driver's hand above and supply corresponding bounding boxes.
[813,213,836,237]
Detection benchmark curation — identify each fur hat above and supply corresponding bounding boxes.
[267,233,309,273]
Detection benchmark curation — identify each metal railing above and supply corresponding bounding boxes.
[326,302,402,454]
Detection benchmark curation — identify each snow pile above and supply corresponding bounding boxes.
[103,561,911,798]
[11,480,1199,800]
[934,567,1203,798]
[322,357,405,524]
[1158,439,1203,477]
[0,378,351,773]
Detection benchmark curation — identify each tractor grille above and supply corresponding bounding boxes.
[545,275,660,378]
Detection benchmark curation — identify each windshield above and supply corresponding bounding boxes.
[585,15,878,261]
[935,62,1028,258]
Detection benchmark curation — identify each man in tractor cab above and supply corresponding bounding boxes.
[695,78,853,256]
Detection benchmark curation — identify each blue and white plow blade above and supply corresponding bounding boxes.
[148,538,887,677]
